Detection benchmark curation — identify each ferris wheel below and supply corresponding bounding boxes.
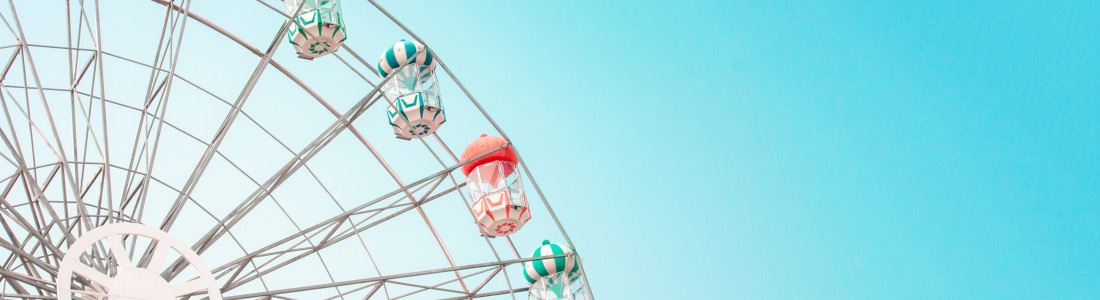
[0,0,591,299]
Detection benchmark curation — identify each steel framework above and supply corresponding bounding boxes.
[0,0,588,299]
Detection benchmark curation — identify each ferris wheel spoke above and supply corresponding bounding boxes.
[2,5,101,237]
[145,239,170,272]
[170,98,390,279]
[69,262,111,286]
[0,87,65,165]
[103,234,132,270]
[335,45,384,79]
[1,167,80,250]
[173,22,442,263]
[0,267,53,293]
[206,144,507,285]
[171,278,211,297]
[0,236,57,276]
[73,288,109,298]
[86,0,117,227]
[219,180,462,292]
[126,0,195,223]
[389,266,500,300]
[69,53,97,90]
[0,260,33,296]
[63,1,83,194]
[437,288,532,300]
[70,90,109,209]
[335,87,471,294]
[0,151,16,168]
[0,195,66,262]
[146,7,421,287]
[210,178,450,290]
[317,281,379,300]
[469,266,503,295]
[389,280,466,298]
[75,166,102,205]
[73,0,102,49]
[361,282,385,300]
[157,0,304,237]
[0,6,19,43]
[223,255,553,300]
[154,0,372,114]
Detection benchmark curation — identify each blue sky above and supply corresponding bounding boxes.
[374,0,1100,298]
[4,0,1095,298]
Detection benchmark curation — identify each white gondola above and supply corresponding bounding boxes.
[283,0,345,59]
[378,40,445,139]
[460,134,531,236]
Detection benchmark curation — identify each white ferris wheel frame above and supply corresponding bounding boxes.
[0,0,590,299]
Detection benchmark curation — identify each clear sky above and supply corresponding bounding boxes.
[5,0,1096,298]
[375,0,1100,298]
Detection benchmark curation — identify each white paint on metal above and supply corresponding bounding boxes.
[55,222,222,300]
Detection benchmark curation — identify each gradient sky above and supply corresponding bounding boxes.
[372,0,1100,298]
[6,0,1095,298]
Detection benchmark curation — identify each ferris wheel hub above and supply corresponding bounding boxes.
[107,268,174,300]
[55,223,223,300]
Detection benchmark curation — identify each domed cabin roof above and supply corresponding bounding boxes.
[459,134,517,176]
[377,39,437,78]
[524,240,581,285]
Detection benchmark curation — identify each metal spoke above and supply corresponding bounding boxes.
[222,254,567,300]
[205,143,509,288]
[157,0,304,234]
[171,278,208,297]
[131,0,193,226]
[70,262,110,285]
[104,234,131,269]
[4,0,99,241]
